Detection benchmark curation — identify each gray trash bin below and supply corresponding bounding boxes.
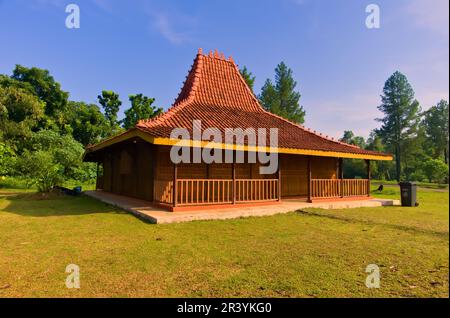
[399,182,417,207]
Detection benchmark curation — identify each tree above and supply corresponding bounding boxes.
[340,131,355,144]
[98,90,122,134]
[376,71,420,181]
[15,130,91,191]
[11,65,69,120]
[423,100,449,164]
[422,158,449,184]
[0,86,45,151]
[0,142,15,176]
[66,101,109,146]
[239,66,256,91]
[122,94,163,130]
[259,62,305,124]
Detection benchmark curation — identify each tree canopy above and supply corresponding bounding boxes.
[376,71,421,181]
[259,62,305,124]
[122,94,163,130]
[239,66,256,91]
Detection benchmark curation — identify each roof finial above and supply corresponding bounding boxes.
[214,49,219,58]
[209,50,213,57]
[198,48,203,55]
[228,55,234,62]
[220,52,225,59]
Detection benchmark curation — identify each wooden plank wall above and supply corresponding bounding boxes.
[280,154,337,197]
[101,140,154,201]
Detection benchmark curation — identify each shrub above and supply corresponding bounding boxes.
[422,158,449,184]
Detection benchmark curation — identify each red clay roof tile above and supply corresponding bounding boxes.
[135,49,390,158]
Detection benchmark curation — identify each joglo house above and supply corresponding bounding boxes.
[83,49,392,211]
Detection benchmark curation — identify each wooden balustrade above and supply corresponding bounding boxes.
[154,178,368,207]
[176,179,233,206]
[310,179,369,199]
[235,179,279,202]
[153,178,279,206]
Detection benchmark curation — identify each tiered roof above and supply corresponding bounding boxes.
[86,49,392,160]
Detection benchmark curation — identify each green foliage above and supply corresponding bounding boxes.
[422,158,449,184]
[122,94,163,130]
[0,143,15,176]
[98,90,122,134]
[66,101,109,146]
[14,130,94,192]
[0,86,45,151]
[376,71,421,181]
[423,100,449,164]
[239,66,256,91]
[11,65,69,121]
[259,62,305,124]
[16,150,63,192]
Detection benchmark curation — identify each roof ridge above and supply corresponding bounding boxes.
[137,50,205,128]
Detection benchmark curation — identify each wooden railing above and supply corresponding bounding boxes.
[153,178,279,206]
[177,179,233,206]
[311,179,369,199]
[235,179,279,202]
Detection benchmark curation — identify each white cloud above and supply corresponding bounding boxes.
[152,13,191,45]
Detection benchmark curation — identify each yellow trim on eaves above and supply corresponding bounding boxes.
[85,129,393,161]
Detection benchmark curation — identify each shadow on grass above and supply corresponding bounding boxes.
[297,208,449,240]
[0,192,127,217]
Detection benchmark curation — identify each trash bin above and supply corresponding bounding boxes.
[399,182,417,207]
[73,186,82,195]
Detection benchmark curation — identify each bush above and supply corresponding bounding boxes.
[422,158,449,184]
[0,142,15,176]
[14,130,90,192]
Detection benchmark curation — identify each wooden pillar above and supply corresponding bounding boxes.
[307,156,312,202]
[339,158,344,198]
[232,152,236,204]
[277,160,281,201]
[366,159,371,197]
[96,162,99,190]
[173,163,178,207]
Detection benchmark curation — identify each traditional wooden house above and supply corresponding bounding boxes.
[83,49,392,211]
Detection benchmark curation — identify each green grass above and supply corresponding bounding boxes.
[372,179,448,190]
[0,186,448,298]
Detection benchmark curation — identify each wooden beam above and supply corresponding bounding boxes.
[173,163,178,207]
[232,154,236,204]
[366,159,371,197]
[277,159,281,201]
[307,156,312,202]
[339,158,344,198]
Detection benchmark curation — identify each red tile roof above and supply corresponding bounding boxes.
[135,49,390,159]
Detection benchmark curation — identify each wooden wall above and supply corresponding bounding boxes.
[280,154,337,197]
[100,143,339,201]
[100,140,154,201]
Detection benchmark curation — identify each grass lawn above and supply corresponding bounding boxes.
[0,185,448,298]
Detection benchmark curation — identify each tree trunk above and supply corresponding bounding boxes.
[395,145,401,182]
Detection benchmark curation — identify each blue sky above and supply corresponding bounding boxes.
[0,0,448,138]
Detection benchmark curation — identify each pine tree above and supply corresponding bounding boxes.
[423,99,449,164]
[239,66,256,92]
[98,90,122,135]
[259,62,305,124]
[376,71,420,181]
[122,94,162,129]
